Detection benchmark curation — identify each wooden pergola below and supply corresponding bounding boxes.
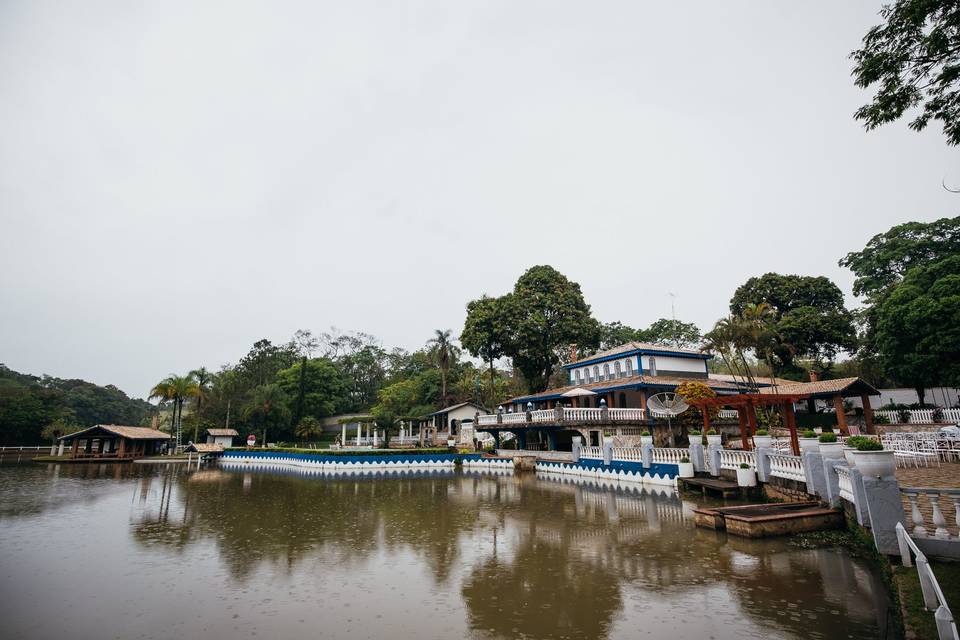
[687,393,811,455]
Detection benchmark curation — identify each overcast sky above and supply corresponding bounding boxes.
[1,1,956,399]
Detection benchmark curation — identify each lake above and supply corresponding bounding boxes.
[0,461,896,639]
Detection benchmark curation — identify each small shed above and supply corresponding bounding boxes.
[205,428,239,448]
[58,425,172,460]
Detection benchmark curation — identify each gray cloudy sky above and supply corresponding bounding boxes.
[1,1,956,399]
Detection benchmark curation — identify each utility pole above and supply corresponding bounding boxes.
[669,292,678,347]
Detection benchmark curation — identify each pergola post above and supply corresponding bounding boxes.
[784,402,799,456]
[737,406,749,450]
[861,393,875,435]
[833,395,848,435]
[745,402,758,451]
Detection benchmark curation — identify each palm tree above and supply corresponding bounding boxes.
[294,416,323,442]
[189,367,213,442]
[427,329,461,406]
[150,374,198,452]
[245,384,290,446]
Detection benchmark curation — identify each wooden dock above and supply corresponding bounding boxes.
[680,477,742,499]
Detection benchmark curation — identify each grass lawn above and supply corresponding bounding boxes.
[893,560,960,639]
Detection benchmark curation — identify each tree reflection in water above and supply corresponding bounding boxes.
[118,465,890,639]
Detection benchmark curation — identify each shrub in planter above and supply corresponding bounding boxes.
[755,429,768,436]
[818,433,838,443]
[873,413,890,425]
[736,462,756,487]
[706,429,717,435]
[802,430,816,438]
[817,432,844,459]
[753,429,773,448]
[678,456,694,478]
[932,407,945,423]
[851,437,883,452]
[641,430,651,436]
[896,408,912,424]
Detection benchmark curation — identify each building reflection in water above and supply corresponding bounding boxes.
[119,464,890,639]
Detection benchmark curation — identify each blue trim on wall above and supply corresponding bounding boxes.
[540,458,679,479]
[563,349,712,370]
[221,451,482,465]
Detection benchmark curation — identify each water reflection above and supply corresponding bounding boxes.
[0,462,895,640]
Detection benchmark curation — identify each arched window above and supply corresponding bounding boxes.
[602,364,610,380]
[626,359,634,376]
[649,356,658,376]
[593,366,600,382]
[575,369,582,383]
[614,361,622,378]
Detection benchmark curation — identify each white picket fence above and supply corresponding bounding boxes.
[875,408,960,424]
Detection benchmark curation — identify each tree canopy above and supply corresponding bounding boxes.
[851,0,960,145]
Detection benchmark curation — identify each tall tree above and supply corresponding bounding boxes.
[276,358,345,421]
[291,329,320,425]
[730,273,856,371]
[597,321,644,350]
[851,0,960,145]
[149,374,197,450]
[874,255,960,405]
[427,329,460,407]
[188,367,213,442]
[839,217,960,301]
[244,384,290,446]
[503,266,600,393]
[639,318,702,349]
[461,295,513,406]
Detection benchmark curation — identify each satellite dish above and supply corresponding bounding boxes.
[647,393,689,417]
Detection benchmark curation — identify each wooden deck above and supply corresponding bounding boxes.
[680,477,742,499]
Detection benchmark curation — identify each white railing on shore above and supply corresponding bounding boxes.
[836,466,854,503]
[651,447,688,465]
[719,449,755,471]
[902,488,960,539]
[0,446,49,453]
[718,409,739,419]
[895,522,959,640]
[608,408,645,421]
[562,407,603,422]
[876,408,960,424]
[502,412,527,424]
[769,453,805,483]
[477,415,498,426]
[581,446,603,459]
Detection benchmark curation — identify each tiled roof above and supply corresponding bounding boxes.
[568,342,707,367]
[708,373,794,386]
[185,443,224,453]
[205,428,239,437]
[60,425,173,441]
[509,374,741,403]
[772,377,880,398]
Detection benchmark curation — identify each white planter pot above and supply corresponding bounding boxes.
[678,462,695,478]
[706,434,722,446]
[798,437,819,452]
[447,439,456,447]
[640,436,653,446]
[753,435,773,449]
[814,428,823,435]
[736,467,757,487]
[852,450,896,478]
[843,447,857,467]
[818,442,844,459]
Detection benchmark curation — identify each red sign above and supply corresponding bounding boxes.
[247,434,256,447]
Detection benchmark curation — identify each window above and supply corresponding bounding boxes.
[626,359,633,376]
[614,361,622,378]
[602,364,610,380]
[576,369,582,383]
[593,366,600,382]
[649,356,657,376]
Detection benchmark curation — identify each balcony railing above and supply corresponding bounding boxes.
[475,406,645,428]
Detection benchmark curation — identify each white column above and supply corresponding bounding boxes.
[356,422,361,445]
[342,424,346,445]
[373,429,378,448]
[57,441,65,456]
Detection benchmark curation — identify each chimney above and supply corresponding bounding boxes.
[808,370,819,383]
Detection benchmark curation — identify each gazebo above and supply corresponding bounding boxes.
[58,425,173,460]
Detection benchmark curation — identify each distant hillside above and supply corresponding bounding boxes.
[0,364,154,445]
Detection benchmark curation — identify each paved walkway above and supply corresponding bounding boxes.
[896,462,960,537]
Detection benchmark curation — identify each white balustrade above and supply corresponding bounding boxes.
[611,447,643,462]
[718,409,739,419]
[562,407,603,422]
[836,466,854,503]
[651,447,689,465]
[769,453,806,482]
[581,446,603,459]
[608,408,645,421]
[894,522,958,640]
[531,409,555,423]
[902,488,960,540]
[502,412,527,424]
[719,449,755,471]
[477,415,498,426]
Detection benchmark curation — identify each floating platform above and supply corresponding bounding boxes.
[693,501,844,538]
[680,477,742,499]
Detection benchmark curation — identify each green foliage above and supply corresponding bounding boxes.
[640,430,651,436]
[818,433,838,443]
[755,429,768,436]
[739,462,751,469]
[688,429,702,436]
[679,456,690,464]
[851,0,960,145]
[463,266,600,393]
[276,358,345,420]
[802,429,816,438]
[839,216,960,301]
[730,273,856,370]
[597,318,702,351]
[706,429,717,435]
[0,364,154,445]
[874,255,960,390]
[847,436,883,451]
[294,416,323,441]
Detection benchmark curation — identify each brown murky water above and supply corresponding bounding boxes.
[0,462,896,639]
